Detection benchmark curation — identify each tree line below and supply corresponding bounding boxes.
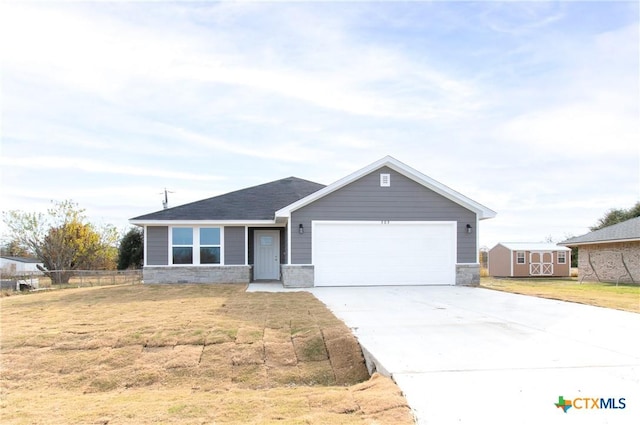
[2,200,142,284]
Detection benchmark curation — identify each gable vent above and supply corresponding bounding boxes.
[380,173,390,187]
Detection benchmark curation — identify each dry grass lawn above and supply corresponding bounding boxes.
[481,277,640,313]
[0,284,414,424]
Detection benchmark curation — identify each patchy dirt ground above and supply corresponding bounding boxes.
[0,284,414,424]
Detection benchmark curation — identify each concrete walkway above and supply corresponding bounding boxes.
[248,284,640,424]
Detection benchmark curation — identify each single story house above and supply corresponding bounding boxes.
[560,217,639,284]
[130,156,496,287]
[487,243,571,278]
[0,256,44,274]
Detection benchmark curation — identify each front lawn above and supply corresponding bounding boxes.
[481,277,640,313]
[0,284,414,424]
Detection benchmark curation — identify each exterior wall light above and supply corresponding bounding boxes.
[298,224,304,234]
[466,224,472,234]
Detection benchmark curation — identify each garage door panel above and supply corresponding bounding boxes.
[313,221,456,286]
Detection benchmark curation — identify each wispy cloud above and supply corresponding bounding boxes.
[1,156,224,181]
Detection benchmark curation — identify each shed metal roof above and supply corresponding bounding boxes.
[494,242,571,252]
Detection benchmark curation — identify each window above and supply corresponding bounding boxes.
[172,228,193,264]
[558,251,566,264]
[200,228,221,264]
[516,252,525,264]
[171,227,222,265]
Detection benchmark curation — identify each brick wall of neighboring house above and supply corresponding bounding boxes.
[577,241,640,283]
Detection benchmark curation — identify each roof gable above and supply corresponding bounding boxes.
[276,156,496,220]
[560,216,640,246]
[130,177,325,222]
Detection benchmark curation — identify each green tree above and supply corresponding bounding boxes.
[117,227,143,270]
[590,202,640,231]
[2,200,118,284]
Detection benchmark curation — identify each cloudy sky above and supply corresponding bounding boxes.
[1,1,638,249]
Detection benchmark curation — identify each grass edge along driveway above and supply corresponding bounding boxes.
[480,277,640,313]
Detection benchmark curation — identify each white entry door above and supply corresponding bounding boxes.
[254,230,280,280]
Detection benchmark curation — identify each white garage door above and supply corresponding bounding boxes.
[313,221,456,286]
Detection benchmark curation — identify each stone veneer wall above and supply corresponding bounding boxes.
[456,263,480,286]
[577,242,639,283]
[143,266,251,284]
[281,264,478,287]
[281,265,314,288]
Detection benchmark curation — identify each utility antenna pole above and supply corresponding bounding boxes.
[160,188,174,209]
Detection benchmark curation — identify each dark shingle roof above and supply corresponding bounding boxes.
[560,216,640,246]
[131,177,325,221]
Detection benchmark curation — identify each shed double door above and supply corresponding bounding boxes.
[530,252,553,275]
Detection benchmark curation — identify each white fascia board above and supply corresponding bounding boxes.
[276,155,497,220]
[560,238,640,247]
[129,219,279,226]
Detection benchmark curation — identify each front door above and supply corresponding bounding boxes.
[254,230,280,280]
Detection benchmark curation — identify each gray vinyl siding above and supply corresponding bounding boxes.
[147,226,168,265]
[291,166,477,264]
[224,226,246,265]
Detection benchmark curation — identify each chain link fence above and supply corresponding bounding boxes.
[1,269,142,292]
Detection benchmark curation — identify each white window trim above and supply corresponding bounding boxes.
[516,252,525,264]
[557,251,566,264]
[169,226,225,266]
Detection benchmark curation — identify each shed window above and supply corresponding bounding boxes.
[557,251,566,264]
[516,252,525,264]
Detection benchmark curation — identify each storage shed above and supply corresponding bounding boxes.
[488,243,571,278]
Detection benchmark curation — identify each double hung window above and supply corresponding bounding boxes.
[172,227,221,265]
[172,228,193,264]
[200,228,221,264]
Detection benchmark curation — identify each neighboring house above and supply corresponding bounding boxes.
[0,256,43,290]
[130,156,496,287]
[487,243,571,278]
[0,256,44,274]
[560,217,639,284]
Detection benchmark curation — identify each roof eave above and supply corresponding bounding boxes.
[129,219,279,226]
[559,237,640,247]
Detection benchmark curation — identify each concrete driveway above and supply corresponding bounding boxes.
[250,285,640,425]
